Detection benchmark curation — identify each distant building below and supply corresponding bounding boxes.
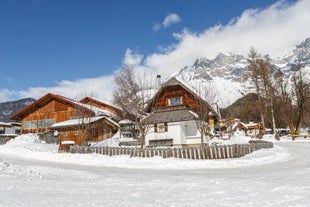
[0,121,21,144]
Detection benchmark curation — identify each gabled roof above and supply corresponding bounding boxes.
[79,97,123,112]
[145,76,218,116]
[10,93,94,121]
[79,97,123,121]
[227,121,248,133]
[143,105,198,124]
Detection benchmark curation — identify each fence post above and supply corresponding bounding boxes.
[185,148,189,159]
[68,141,273,159]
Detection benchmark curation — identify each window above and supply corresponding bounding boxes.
[91,128,97,137]
[23,120,37,130]
[38,118,55,128]
[74,130,79,136]
[154,123,168,133]
[168,97,182,106]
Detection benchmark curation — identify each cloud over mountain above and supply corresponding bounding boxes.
[3,0,310,103]
[143,0,310,80]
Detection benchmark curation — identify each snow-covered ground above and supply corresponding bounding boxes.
[0,134,310,207]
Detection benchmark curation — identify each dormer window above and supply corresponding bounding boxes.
[168,97,182,106]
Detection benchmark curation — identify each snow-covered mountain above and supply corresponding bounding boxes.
[0,98,35,122]
[176,38,310,108]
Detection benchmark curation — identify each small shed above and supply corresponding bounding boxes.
[118,119,137,139]
[51,116,119,145]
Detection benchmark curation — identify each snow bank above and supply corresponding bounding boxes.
[210,135,251,145]
[89,137,120,147]
[3,133,58,153]
[0,133,295,170]
[262,134,310,142]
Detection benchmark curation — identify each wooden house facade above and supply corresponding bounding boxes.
[10,93,121,145]
[143,77,219,147]
[50,116,119,145]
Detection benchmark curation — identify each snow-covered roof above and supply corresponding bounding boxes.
[61,140,75,144]
[66,98,121,120]
[227,121,248,132]
[143,106,198,124]
[51,116,119,128]
[79,96,123,111]
[0,122,12,127]
[119,119,134,125]
[10,93,121,121]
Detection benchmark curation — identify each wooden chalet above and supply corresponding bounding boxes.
[143,77,219,147]
[226,119,248,137]
[10,93,121,145]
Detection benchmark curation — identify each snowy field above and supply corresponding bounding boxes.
[0,134,310,207]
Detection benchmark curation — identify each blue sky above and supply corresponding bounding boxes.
[1,0,309,102]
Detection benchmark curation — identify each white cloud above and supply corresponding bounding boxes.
[163,13,182,28]
[122,48,143,66]
[3,0,310,104]
[146,0,310,80]
[152,23,161,31]
[16,75,115,102]
[153,13,182,31]
[0,89,17,102]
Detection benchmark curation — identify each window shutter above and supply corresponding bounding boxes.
[154,124,158,132]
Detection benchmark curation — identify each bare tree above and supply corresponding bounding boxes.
[113,66,139,120]
[274,70,291,128]
[113,66,154,148]
[193,81,220,146]
[246,48,266,132]
[289,64,310,136]
[257,57,276,134]
[73,91,97,145]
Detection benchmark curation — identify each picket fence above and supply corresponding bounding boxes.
[68,140,273,160]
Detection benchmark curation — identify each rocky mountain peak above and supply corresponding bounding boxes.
[281,37,310,66]
[176,38,310,107]
[0,98,36,122]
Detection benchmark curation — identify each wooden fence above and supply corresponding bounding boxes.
[68,140,273,160]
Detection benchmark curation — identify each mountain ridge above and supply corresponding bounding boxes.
[176,38,310,107]
[0,98,36,122]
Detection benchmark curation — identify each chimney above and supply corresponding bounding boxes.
[156,75,161,89]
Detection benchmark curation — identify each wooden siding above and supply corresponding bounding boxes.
[79,97,123,120]
[56,120,117,145]
[153,85,200,114]
[21,100,91,134]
